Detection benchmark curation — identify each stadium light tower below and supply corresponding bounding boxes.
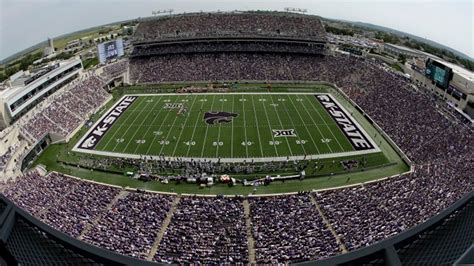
[152,9,174,16]
[284,7,307,14]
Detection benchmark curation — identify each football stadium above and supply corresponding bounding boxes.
[0,8,473,265]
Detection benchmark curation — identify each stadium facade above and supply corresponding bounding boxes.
[0,58,83,129]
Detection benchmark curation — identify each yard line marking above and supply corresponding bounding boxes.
[241,95,249,157]
[280,95,307,155]
[131,96,166,155]
[158,95,189,155]
[185,96,206,157]
[231,95,235,158]
[111,98,154,152]
[123,96,163,153]
[200,95,216,157]
[259,95,279,157]
[305,95,345,152]
[145,96,177,155]
[99,97,148,150]
[171,95,198,157]
[215,95,226,157]
[110,98,152,152]
[250,95,265,157]
[287,95,321,154]
[298,95,335,153]
[268,95,293,156]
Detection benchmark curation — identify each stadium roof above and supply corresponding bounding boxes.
[0,58,80,100]
[384,43,424,55]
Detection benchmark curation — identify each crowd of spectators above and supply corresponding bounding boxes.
[155,196,248,264]
[22,111,68,141]
[39,176,120,238]
[316,157,473,251]
[1,48,473,263]
[83,192,173,259]
[134,12,326,42]
[2,172,79,216]
[249,193,340,263]
[132,42,325,57]
[101,60,129,81]
[1,172,120,237]
[20,75,109,142]
[1,155,472,263]
[0,143,20,170]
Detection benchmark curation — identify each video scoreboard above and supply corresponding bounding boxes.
[425,59,453,89]
[97,38,124,64]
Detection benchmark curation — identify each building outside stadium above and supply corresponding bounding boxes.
[0,11,472,265]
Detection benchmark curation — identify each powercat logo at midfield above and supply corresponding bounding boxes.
[79,96,137,150]
[315,95,374,151]
[204,111,238,125]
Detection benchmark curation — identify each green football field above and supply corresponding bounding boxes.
[75,93,379,161]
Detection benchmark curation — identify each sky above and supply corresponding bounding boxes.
[0,0,473,61]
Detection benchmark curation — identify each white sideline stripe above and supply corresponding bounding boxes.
[69,148,381,163]
[72,93,381,161]
[123,92,334,96]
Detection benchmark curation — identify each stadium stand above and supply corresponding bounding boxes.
[249,193,340,263]
[155,196,248,264]
[20,74,110,142]
[0,11,472,265]
[0,144,19,171]
[83,192,173,259]
[132,41,326,57]
[100,60,129,81]
[133,12,326,42]
[1,162,471,264]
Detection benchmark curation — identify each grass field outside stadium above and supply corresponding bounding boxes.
[73,92,380,162]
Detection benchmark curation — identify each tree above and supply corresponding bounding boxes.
[0,72,7,82]
[5,66,18,76]
[398,54,407,64]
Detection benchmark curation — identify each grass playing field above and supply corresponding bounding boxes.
[75,92,379,161]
